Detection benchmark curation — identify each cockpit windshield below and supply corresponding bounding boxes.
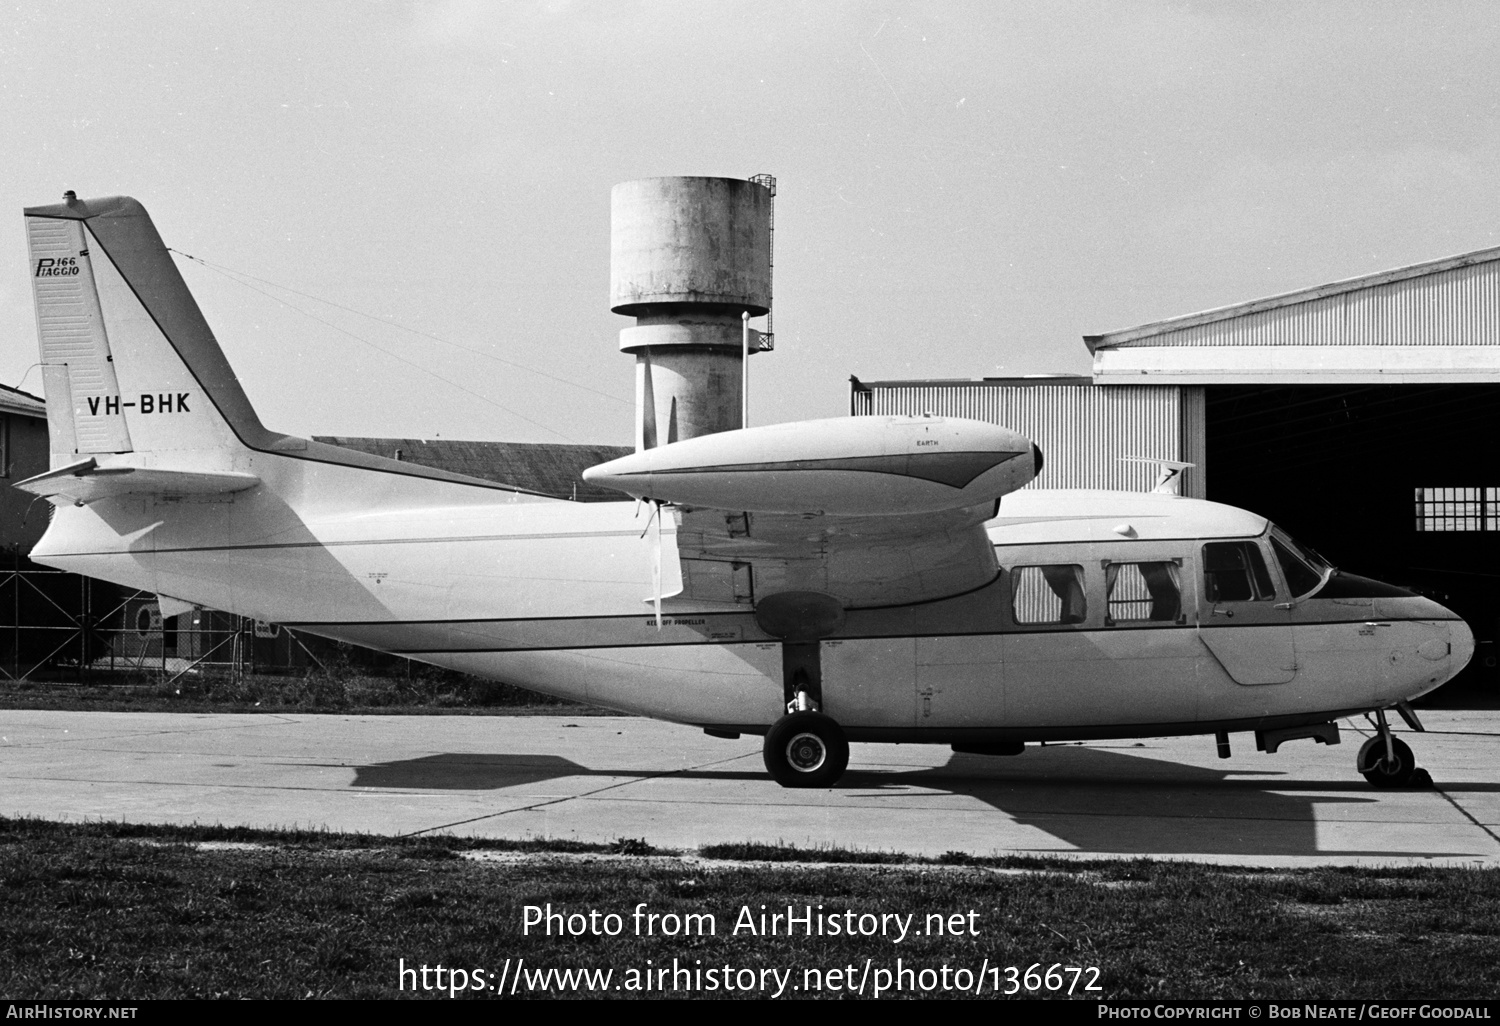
[1269,526,1333,599]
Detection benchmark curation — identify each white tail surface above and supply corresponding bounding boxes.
[21,194,560,504]
[77,225,241,457]
[25,196,264,472]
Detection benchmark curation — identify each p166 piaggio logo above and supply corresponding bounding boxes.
[36,257,82,277]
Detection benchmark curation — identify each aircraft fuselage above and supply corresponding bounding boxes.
[34,477,1470,744]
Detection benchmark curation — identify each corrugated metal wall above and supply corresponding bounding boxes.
[1179,384,1206,497]
[852,382,1205,497]
[1114,260,1500,349]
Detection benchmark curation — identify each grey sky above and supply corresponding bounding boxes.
[5,1,1499,444]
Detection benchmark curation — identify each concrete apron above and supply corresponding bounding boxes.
[2,710,1498,868]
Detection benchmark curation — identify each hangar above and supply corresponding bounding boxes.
[0,382,53,552]
[852,244,1500,690]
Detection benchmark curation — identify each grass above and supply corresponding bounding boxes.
[2,817,1499,1000]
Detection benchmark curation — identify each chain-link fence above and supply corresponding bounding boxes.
[0,568,321,683]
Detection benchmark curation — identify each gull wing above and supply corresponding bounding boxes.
[585,415,1041,609]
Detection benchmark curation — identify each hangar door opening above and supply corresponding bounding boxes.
[1204,384,1500,694]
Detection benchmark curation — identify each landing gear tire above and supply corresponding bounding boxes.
[1357,735,1416,789]
[763,711,849,788]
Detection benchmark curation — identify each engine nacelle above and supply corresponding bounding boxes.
[583,415,1040,516]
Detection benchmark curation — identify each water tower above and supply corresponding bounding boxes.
[610,176,775,449]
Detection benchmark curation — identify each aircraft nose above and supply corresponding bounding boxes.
[1448,614,1476,672]
[1410,596,1475,682]
[1401,593,1475,669]
[1372,591,1475,700]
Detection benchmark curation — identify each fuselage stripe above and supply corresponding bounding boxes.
[280,617,1460,655]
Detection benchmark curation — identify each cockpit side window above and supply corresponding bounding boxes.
[1105,561,1182,624]
[1011,564,1087,625]
[1271,535,1323,598]
[1202,541,1275,603]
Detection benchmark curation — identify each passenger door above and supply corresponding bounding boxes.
[1197,540,1298,685]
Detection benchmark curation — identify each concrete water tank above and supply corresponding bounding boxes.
[611,177,773,448]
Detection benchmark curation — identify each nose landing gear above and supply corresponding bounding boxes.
[1356,707,1427,788]
[1357,733,1415,788]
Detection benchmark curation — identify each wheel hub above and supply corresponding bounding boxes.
[785,732,827,773]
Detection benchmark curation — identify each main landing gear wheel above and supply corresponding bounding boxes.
[763,711,849,788]
[1357,735,1416,789]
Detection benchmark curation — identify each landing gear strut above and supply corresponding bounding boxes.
[1356,708,1417,788]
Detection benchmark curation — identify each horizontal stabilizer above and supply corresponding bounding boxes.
[15,457,260,505]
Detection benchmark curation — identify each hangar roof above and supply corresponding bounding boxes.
[850,373,1091,391]
[0,383,45,420]
[315,437,632,502]
[1086,244,1500,384]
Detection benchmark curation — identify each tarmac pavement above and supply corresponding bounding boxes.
[2,709,1498,867]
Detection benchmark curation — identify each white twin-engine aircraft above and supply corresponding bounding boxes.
[19,195,1473,790]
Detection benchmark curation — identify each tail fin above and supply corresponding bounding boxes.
[22,192,538,503]
[24,194,283,470]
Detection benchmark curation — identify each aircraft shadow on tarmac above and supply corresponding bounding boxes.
[351,753,592,792]
[854,746,1461,859]
[349,746,1489,860]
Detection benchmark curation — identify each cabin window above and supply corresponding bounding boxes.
[1105,561,1181,624]
[1202,542,1275,603]
[1011,564,1086,625]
